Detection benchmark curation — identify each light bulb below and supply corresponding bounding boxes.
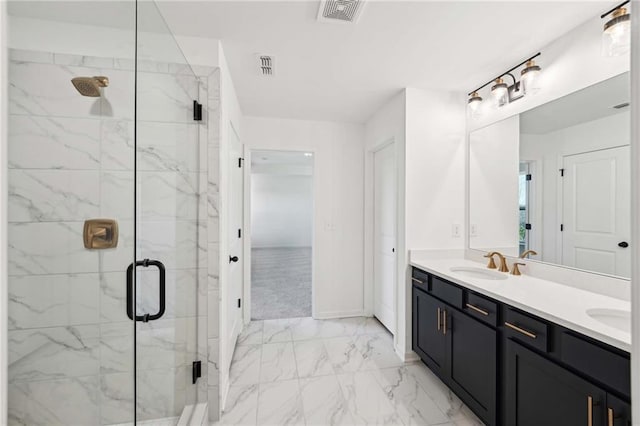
[491,78,509,107]
[521,60,541,95]
[468,92,483,113]
[603,7,631,57]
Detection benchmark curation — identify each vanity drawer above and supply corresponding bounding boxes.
[464,292,498,327]
[431,276,463,309]
[560,331,630,397]
[411,268,429,290]
[504,308,549,352]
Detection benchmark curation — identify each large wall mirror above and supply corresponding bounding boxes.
[469,72,630,278]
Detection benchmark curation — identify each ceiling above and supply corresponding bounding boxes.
[520,71,630,134]
[9,1,613,123]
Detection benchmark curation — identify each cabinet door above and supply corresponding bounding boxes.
[447,308,496,425]
[506,339,606,426]
[412,286,446,375]
[606,394,631,426]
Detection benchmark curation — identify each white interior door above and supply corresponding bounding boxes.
[373,143,396,334]
[227,125,244,358]
[562,146,630,277]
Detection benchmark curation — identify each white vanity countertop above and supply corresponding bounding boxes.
[410,256,631,352]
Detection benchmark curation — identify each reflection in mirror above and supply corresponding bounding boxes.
[470,72,630,278]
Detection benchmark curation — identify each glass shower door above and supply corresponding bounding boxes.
[133,2,203,423]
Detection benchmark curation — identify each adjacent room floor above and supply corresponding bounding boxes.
[215,316,484,426]
[251,247,312,320]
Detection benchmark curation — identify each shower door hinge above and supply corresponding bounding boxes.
[192,360,202,384]
[193,100,203,121]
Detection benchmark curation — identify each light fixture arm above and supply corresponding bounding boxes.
[601,0,630,19]
[468,52,541,96]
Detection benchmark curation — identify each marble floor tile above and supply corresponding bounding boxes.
[262,318,293,344]
[220,384,259,426]
[237,321,263,346]
[336,370,404,426]
[256,380,305,426]
[290,317,324,341]
[293,340,334,378]
[300,375,353,426]
[323,336,368,374]
[260,342,298,383]
[229,344,262,386]
[354,332,404,371]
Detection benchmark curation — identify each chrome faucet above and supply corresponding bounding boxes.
[484,251,509,272]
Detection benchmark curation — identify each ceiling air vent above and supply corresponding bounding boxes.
[258,55,275,76]
[613,102,630,109]
[317,0,366,24]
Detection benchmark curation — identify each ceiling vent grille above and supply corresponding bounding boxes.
[258,55,275,76]
[317,0,366,24]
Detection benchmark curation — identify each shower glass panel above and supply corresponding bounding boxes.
[6,2,136,425]
[134,2,201,424]
[6,1,202,424]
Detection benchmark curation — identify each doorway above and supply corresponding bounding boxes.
[250,150,314,320]
[373,142,397,334]
[561,145,631,277]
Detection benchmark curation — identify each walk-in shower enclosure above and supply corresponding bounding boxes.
[5,2,216,424]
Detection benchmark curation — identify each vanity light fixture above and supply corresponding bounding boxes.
[491,78,509,107]
[467,92,483,112]
[601,1,631,57]
[467,52,542,113]
[520,60,542,94]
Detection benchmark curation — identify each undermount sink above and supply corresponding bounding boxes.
[449,266,508,281]
[586,308,631,333]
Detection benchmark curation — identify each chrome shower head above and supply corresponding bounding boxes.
[71,76,109,97]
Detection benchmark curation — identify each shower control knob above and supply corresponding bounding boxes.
[229,255,239,263]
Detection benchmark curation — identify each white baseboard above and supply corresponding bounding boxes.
[313,310,368,319]
[394,345,420,363]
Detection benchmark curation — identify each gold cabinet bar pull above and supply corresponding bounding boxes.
[607,408,614,426]
[466,303,489,316]
[437,308,441,331]
[443,310,447,335]
[588,396,593,426]
[411,277,423,284]
[504,322,537,339]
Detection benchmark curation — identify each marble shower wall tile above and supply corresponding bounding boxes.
[8,115,101,170]
[101,119,134,171]
[138,171,202,221]
[8,325,100,382]
[137,71,197,123]
[137,121,200,172]
[8,221,98,276]
[9,273,99,330]
[9,376,100,426]
[9,169,100,222]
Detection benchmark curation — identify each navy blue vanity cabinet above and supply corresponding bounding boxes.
[412,276,497,425]
[411,266,631,426]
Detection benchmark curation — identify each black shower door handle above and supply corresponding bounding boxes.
[126,259,166,322]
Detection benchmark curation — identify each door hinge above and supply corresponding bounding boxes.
[560,224,564,232]
[237,298,242,308]
[525,223,532,230]
[559,168,565,177]
[193,100,203,121]
[238,157,244,168]
[238,228,242,238]
[526,174,532,181]
[192,360,202,384]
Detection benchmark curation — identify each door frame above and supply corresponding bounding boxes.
[365,138,398,336]
[243,148,316,324]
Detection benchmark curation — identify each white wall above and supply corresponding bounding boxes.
[364,88,466,359]
[469,115,520,254]
[1,2,7,423]
[521,112,631,264]
[251,171,313,248]
[244,116,365,318]
[629,4,639,423]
